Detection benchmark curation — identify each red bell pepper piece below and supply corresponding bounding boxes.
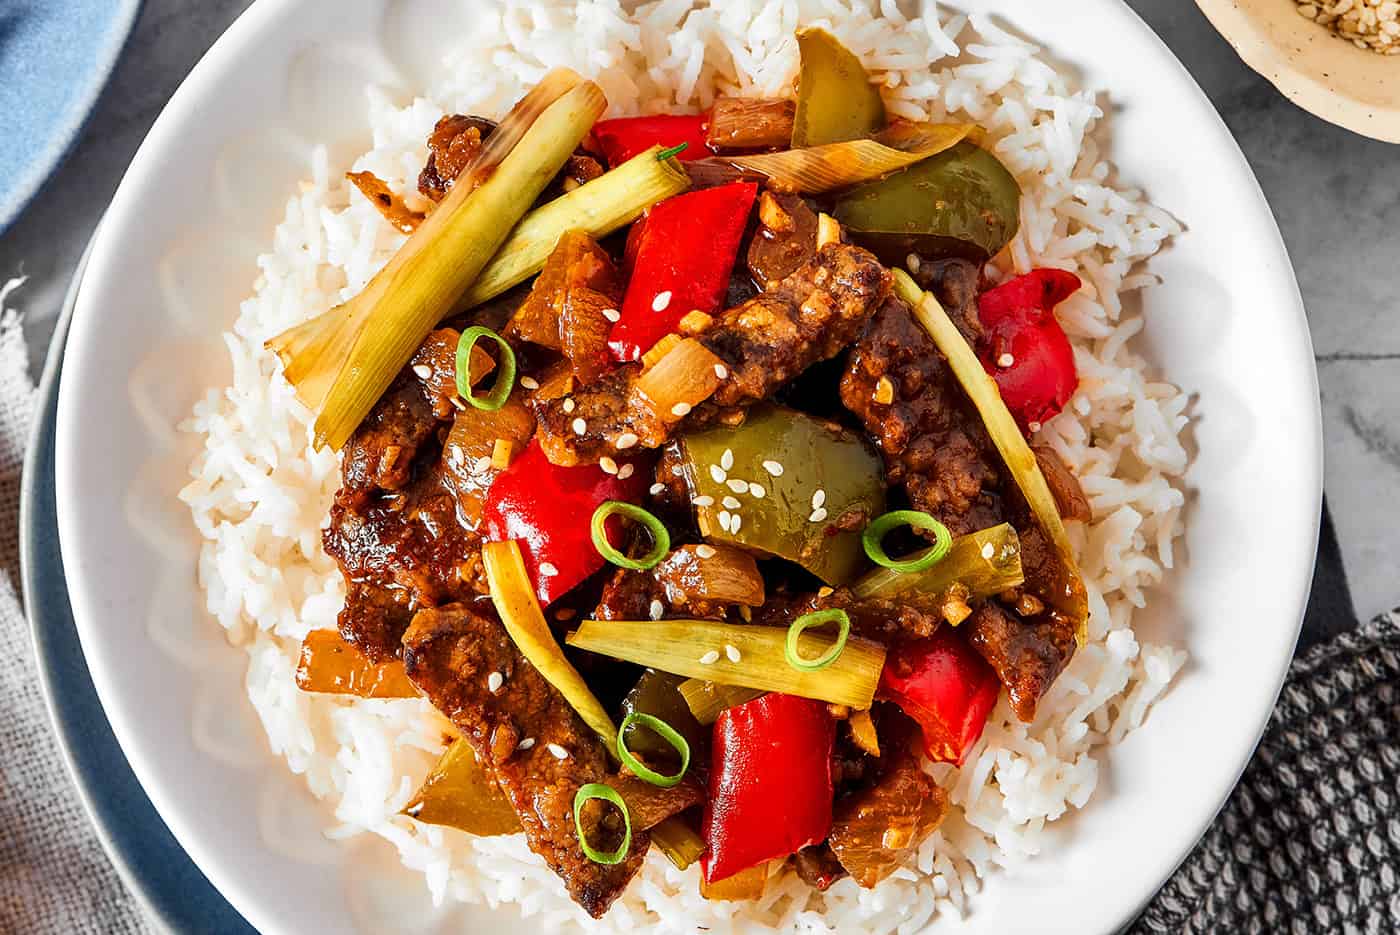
[702,693,835,883]
[976,268,1082,432]
[482,439,648,606]
[878,630,1001,766]
[608,181,758,362]
[592,113,712,167]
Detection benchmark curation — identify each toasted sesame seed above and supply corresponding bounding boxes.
[714,363,729,379]
[449,444,465,466]
[520,376,540,390]
[450,396,467,411]
[982,542,995,559]
[671,401,692,417]
[563,398,576,413]
[671,464,684,476]
[762,460,784,477]
[695,544,717,559]
[517,737,536,751]
[572,417,587,435]
[473,456,493,475]
[599,456,619,474]
[616,432,639,449]
[547,743,569,760]
[652,291,672,312]
[487,671,504,693]
[617,464,635,480]
[809,507,829,523]
[722,496,741,510]
[1028,420,1043,433]
[692,495,715,507]
[602,307,621,323]
[811,489,826,509]
[727,478,749,494]
[649,599,665,621]
[725,644,742,663]
[749,483,766,499]
[412,364,432,380]
[710,465,727,484]
[997,353,1015,368]
[650,482,666,496]
[718,510,733,532]
[720,449,735,470]
[907,253,922,273]
[817,586,834,598]
[731,514,743,532]
[539,562,559,577]
[699,650,721,665]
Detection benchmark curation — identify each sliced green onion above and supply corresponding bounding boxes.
[785,609,850,672]
[591,501,670,571]
[617,712,691,788]
[573,783,632,865]
[862,510,953,573]
[656,143,690,162]
[456,326,516,411]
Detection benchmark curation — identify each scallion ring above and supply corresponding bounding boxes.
[617,712,690,788]
[591,501,670,571]
[573,783,632,865]
[785,608,851,672]
[656,143,690,161]
[861,509,953,573]
[455,326,516,411]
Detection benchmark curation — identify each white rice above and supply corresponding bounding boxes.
[178,1,1190,931]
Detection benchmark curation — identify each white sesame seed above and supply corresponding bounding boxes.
[473,456,493,475]
[602,307,621,323]
[649,599,665,621]
[652,291,673,312]
[981,542,995,559]
[449,444,465,466]
[617,464,635,480]
[811,489,826,509]
[487,671,504,693]
[731,514,742,532]
[671,401,692,417]
[539,562,559,577]
[727,478,749,494]
[722,496,741,510]
[907,253,922,273]
[699,650,721,665]
[517,737,536,751]
[692,495,715,507]
[520,376,540,390]
[718,510,733,532]
[450,396,467,411]
[562,398,576,413]
[547,743,569,760]
[572,418,587,436]
[710,465,727,484]
[599,456,619,475]
[714,363,729,379]
[762,460,784,477]
[650,483,666,496]
[725,644,741,663]
[809,507,829,523]
[695,544,717,559]
[997,353,1015,368]
[412,364,433,380]
[720,449,735,470]
[749,483,766,499]
[616,432,639,449]
[671,464,684,476]
[1028,421,1043,433]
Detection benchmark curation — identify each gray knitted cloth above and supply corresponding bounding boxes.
[1134,611,1400,934]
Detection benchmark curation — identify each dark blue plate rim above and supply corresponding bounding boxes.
[19,231,254,934]
[0,0,146,234]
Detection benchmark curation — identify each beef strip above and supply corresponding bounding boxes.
[828,741,948,889]
[533,242,890,466]
[419,114,603,204]
[323,330,486,660]
[792,844,847,891]
[840,261,1080,720]
[753,587,943,643]
[402,604,649,918]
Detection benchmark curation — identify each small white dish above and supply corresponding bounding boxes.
[54,1,1321,933]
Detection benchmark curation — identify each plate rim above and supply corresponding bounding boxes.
[50,1,1324,932]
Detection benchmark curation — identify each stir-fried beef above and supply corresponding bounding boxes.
[964,591,1077,723]
[1033,444,1092,523]
[533,242,890,466]
[755,587,943,643]
[792,844,847,891]
[402,604,649,918]
[594,566,668,621]
[828,742,948,888]
[419,114,603,204]
[595,543,762,621]
[841,292,1003,537]
[323,330,485,660]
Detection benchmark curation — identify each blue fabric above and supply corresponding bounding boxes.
[0,0,142,233]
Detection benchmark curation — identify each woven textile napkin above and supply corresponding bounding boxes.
[0,274,1394,933]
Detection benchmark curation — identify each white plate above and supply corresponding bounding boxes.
[54,1,1321,933]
